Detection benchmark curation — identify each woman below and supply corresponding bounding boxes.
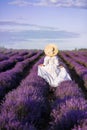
[38,44,71,87]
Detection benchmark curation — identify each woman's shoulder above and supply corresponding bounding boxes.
[53,55,59,59]
[44,56,50,60]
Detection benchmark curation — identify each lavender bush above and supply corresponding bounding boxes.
[72,118,87,130]
[55,80,84,99]
[49,97,87,130]
[0,56,50,130]
[0,49,87,130]
[0,51,42,100]
[60,51,87,89]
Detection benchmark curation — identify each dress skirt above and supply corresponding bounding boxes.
[38,65,71,87]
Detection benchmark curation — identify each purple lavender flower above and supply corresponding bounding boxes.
[49,97,87,130]
[0,56,50,130]
[55,80,83,99]
[0,51,42,100]
[72,118,87,130]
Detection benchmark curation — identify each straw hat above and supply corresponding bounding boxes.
[44,44,58,57]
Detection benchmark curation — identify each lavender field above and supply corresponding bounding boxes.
[0,48,87,130]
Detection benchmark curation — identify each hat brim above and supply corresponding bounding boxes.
[44,44,58,57]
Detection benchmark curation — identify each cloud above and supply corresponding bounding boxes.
[0,21,57,32]
[0,29,79,45]
[8,0,47,7]
[0,20,79,40]
[0,20,79,49]
[8,0,87,9]
[50,0,58,3]
[8,0,31,7]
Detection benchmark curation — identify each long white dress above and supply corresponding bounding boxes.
[38,56,71,87]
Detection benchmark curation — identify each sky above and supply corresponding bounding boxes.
[0,0,87,50]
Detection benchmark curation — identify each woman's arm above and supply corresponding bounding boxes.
[54,56,59,66]
[43,56,49,66]
[39,56,49,66]
[54,56,63,68]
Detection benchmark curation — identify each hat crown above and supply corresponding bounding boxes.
[44,44,58,57]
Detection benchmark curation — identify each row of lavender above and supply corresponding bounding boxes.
[0,50,38,72]
[0,49,30,61]
[0,56,50,130]
[63,51,87,67]
[59,51,87,89]
[48,80,87,130]
[47,51,87,130]
[0,50,43,101]
[0,49,87,130]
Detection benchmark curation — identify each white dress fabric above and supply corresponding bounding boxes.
[38,56,71,87]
